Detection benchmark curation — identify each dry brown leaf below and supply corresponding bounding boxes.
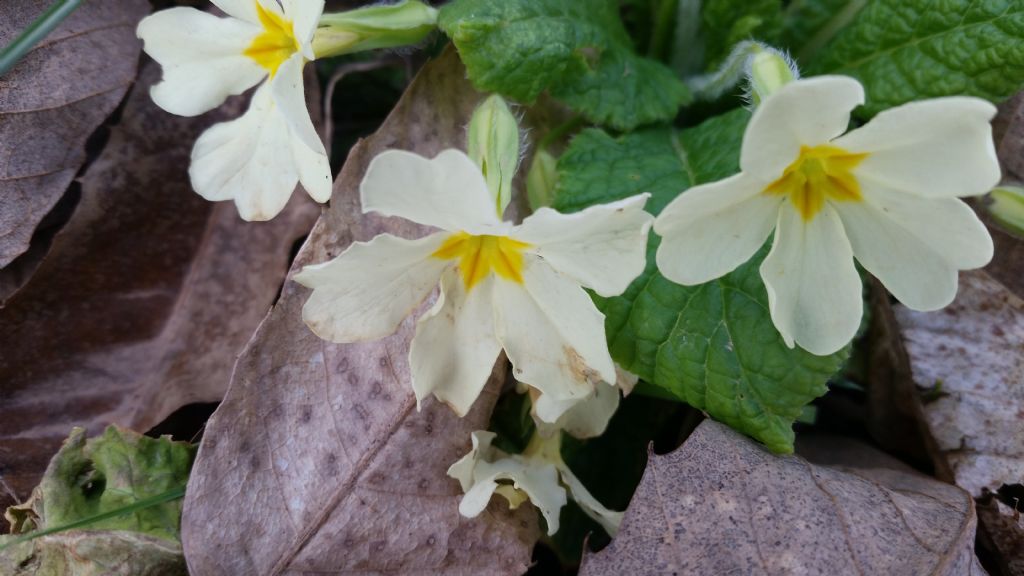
[580,420,984,575]
[181,49,538,576]
[0,62,318,516]
[891,271,1024,574]
[895,271,1024,497]
[0,0,148,269]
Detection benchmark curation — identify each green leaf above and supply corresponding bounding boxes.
[7,426,194,541]
[1,427,193,574]
[438,0,690,130]
[808,0,1024,117]
[553,110,850,452]
[701,0,784,69]
[780,0,868,63]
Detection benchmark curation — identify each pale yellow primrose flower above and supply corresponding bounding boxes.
[448,431,623,536]
[294,149,653,418]
[137,0,331,221]
[531,365,638,438]
[654,76,998,356]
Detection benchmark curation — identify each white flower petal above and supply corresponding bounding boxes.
[760,205,862,356]
[189,84,295,220]
[294,232,450,342]
[448,432,566,535]
[616,365,639,397]
[138,8,265,117]
[292,125,333,203]
[558,464,623,536]
[834,97,1001,198]
[741,76,865,181]
[189,84,329,220]
[280,0,324,55]
[410,270,503,416]
[255,0,285,18]
[448,430,497,491]
[836,186,993,311]
[514,194,654,297]
[654,173,781,285]
[494,258,616,404]
[211,0,260,22]
[270,54,326,155]
[534,380,620,439]
[360,149,504,234]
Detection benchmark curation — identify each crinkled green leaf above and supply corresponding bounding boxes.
[438,0,690,130]
[701,0,783,69]
[9,427,193,541]
[808,0,1024,117]
[553,110,850,452]
[0,427,192,574]
[780,0,867,62]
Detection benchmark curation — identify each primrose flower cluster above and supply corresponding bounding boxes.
[137,2,999,535]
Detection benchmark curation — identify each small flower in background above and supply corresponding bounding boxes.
[448,428,623,536]
[295,147,653,420]
[654,74,998,356]
[137,0,331,221]
[449,373,629,535]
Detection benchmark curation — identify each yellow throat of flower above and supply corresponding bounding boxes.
[432,232,532,290]
[763,144,869,220]
[244,2,301,77]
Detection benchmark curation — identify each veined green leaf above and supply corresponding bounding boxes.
[700,0,784,69]
[553,110,850,452]
[808,0,1024,117]
[438,0,690,130]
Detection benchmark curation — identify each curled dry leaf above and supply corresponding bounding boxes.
[581,420,984,575]
[893,270,1024,574]
[989,92,1024,297]
[0,63,318,517]
[895,271,1024,497]
[0,531,186,576]
[0,0,148,270]
[181,49,538,576]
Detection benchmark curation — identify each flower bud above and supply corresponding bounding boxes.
[747,48,798,105]
[312,0,438,59]
[467,94,520,216]
[989,186,1024,238]
[526,148,557,211]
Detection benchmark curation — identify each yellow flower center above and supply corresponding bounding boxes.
[244,2,301,77]
[763,144,869,220]
[432,232,532,290]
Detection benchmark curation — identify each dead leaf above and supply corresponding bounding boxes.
[181,49,538,576]
[580,420,984,575]
[890,271,1024,574]
[977,494,1024,576]
[894,271,1024,497]
[0,0,148,270]
[0,531,187,576]
[0,62,318,517]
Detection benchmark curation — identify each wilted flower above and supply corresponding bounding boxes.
[654,75,997,355]
[295,148,652,417]
[138,0,331,220]
[448,430,622,535]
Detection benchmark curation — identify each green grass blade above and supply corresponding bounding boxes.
[0,485,186,552]
[0,0,83,77]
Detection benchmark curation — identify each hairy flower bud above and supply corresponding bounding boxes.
[467,94,521,216]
